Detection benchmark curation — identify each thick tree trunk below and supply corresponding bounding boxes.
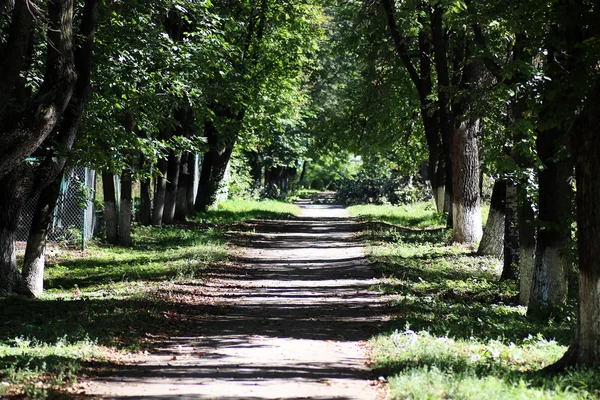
[195,117,236,212]
[518,186,536,306]
[195,148,213,212]
[102,172,118,244]
[163,150,182,224]
[529,128,572,315]
[118,170,133,246]
[0,170,31,296]
[502,181,520,280]
[152,158,169,225]
[551,85,600,368]
[22,171,63,296]
[175,152,191,221]
[0,225,23,294]
[451,116,482,244]
[0,0,77,180]
[477,179,505,259]
[0,0,98,295]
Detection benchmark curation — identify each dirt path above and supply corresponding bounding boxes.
[84,202,388,400]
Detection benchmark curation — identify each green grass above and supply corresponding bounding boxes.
[0,199,297,398]
[358,201,597,399]
[192,199,300,224]
[349,200,491,229]
[349,201,447,228]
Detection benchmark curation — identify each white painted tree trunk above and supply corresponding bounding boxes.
[451,118,482,244]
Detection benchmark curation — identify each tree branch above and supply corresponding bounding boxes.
[0,0,77,180]
[471,22,503,80]
[380,0,422,98]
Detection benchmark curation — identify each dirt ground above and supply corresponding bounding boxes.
[82,201,389,400]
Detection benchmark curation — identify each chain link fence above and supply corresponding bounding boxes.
[17,166,96,248]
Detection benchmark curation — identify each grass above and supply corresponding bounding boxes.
[352,202,597,399]
[192,198,300,224]
[0,199,298,399]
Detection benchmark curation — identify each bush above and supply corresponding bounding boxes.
[335,168,430,206]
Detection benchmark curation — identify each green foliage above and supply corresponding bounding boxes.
[357,202,597,399]
[227,149,258,200]
[336,167,430,206]
[302,152,359,190]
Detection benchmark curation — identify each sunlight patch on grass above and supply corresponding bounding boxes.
[348,201,446,228]
[193,199,300,224]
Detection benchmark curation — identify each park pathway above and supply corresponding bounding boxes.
[84,202,388,400]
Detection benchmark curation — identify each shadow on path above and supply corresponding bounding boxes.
[86,204,387,400]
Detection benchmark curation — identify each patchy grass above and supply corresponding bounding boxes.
[0,199,295,399]
[357,202,596,399]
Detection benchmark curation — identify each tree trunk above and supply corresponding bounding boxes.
[0,0,77,180]
[382,0,448,215]
[299,160,307,187]
[152,158,168,226]
[186,153,197,213]
[451,116,483,244]
[529,128,572,316]
[551,84,600,368]
[195,117,236,212]
[118,170,133,246]
[502,181,520,280]
[151,127,172,226]
[163,149,182,224]
[102,171,118,244]
[0,224,25,295]
[175,152,191,221]
[0,170,31,296]
[139,176,152,226]
[0,0,98,295]
[477,179,505,259]
[22,171,63,296]
[430,4,453,219]
[518,186,536,306]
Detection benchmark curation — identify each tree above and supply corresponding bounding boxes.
[195,0,323,210]
[556,83,600,367]
[0,0,100,295]
[381,0,485,243]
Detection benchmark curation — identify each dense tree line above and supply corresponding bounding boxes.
[0,0,599,369]
[309,0,599,368]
